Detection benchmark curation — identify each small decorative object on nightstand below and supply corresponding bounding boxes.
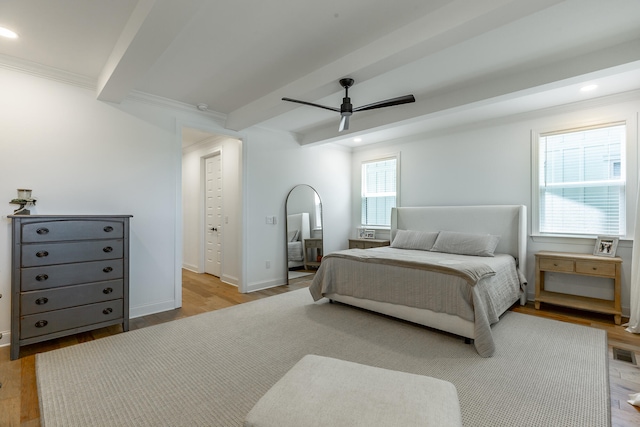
[348,238,390,249]
[534,251,622,325]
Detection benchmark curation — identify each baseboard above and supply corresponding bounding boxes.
[246,278,286,293]
[221,274,239,286]
[0,330,10,347]
[182,263,199,273]
[129,299,177,319]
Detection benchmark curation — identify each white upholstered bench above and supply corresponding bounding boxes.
[244,354,463,427]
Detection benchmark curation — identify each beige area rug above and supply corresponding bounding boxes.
[36,289,609,426]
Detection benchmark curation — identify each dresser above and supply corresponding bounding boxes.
[9,215,132,360]
[534,251,622,325]
[348,238,390,249]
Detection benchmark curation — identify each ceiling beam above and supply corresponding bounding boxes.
[298,38,640,146]
[96,0,203,103]
[224,0,564,131]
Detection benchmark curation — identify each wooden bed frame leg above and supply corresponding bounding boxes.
[329,299,333,304]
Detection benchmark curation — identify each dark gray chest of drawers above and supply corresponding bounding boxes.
[9,215,132,360]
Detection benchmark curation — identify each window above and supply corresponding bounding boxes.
[534,122,626,236]
[361,156,398,227]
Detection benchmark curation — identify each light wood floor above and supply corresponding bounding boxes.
[1,270,639,426]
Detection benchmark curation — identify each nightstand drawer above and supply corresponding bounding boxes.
[350,241,366,249]
[539,258,574,272]
[575,260,616,277]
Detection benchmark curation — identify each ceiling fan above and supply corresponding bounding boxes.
[282,78,415,132]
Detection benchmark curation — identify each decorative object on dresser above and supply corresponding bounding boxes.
[9,188,37,214]
[534,251,622,324]
[348,238,390,249]
[9,214,132,360]
[593,236,619,257]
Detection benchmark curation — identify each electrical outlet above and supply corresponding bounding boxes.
[266,260,271,269]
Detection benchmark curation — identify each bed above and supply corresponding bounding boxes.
[287,213,310,269]
[309,205,527,357]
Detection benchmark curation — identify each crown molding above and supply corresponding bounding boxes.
[0,53,96,90]
[125,90,227,123]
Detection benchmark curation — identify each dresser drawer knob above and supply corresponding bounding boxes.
[35,320,48,328]
[36,274,49,282]
[553,263,558,267]
[36,250,49,258]
[103,246,113,253]
[103,287,113,294]
[104,226,114,232]
[103,267,113,273]
[593,267,597,270]
[36,228,49,235]
[103,307,113,315]
[35,297,49,305]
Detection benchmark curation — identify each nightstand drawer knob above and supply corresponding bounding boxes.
[103,307,113,315]
[104,226,114,232]
[103,267,113,273]
[35,320,48,328]
[36,228,49,235]
[553,263,558,266]
[35,297,48,305]
[36,250,49,258]
[103,287,113,294]
[36,274,49,282]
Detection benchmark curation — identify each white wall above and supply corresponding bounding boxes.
[351,93,640,315]
[0,66,225,346]
[243,128,352,292]
[182,136,242,285]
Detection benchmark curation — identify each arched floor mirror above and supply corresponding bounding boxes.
[285,184,323,284]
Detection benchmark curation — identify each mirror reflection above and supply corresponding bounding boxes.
[285,184,323,283]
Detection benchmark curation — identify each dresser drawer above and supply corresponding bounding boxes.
[21,220,124,243]
[20,300,124,339]
[575,260,616,277]
[20,279,124,315]
[21,239,123,267]
[539,258,574,272]
[21,260,123,291]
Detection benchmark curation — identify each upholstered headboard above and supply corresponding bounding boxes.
[391,205,527,273]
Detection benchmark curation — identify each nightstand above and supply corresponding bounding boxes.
[348,238,390,249]
[534,251,622,324]
[303,238,323,269]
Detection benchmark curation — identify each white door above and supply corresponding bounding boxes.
[205,154,222,277]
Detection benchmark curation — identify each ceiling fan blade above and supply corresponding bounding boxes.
[282,97,340,112]
[339,115,350,132]
[353,94,415,112]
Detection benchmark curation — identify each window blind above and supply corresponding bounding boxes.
[539,123,626,236]
[361,158,397,226]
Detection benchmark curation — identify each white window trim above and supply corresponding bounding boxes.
[531,116,638,241]
[360,152,400,229]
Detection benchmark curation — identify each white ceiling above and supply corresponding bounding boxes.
[1,0,639,148]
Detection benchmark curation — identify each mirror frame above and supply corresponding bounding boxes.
[285,184,323,285]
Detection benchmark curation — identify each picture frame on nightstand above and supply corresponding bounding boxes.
[593,236,618,257]
[357,228,376,239]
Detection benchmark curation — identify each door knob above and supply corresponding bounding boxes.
[210,227,218,231]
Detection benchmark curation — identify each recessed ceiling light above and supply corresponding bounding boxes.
[353,137,362,143]
[580,84,598,92]
[0,27,18,39]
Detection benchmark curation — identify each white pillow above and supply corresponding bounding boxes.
[431,231,500,257]
[391,230,439,251]
[288,229,299,242]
